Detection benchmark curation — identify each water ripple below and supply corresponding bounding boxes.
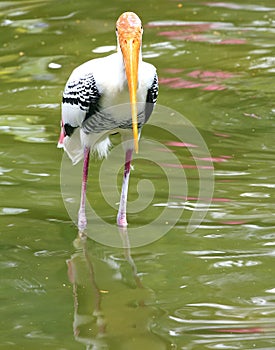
[0,207,28,215]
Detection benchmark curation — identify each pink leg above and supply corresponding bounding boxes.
[78,146,90,232]
[117,149,133,227]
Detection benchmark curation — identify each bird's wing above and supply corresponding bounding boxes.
[62,72,101,135]
[144,73,158,123]
[59,72,102,163]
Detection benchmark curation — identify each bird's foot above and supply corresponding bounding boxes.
[77,229,87,240]
[117,212,128,227]
[73,234,87,250]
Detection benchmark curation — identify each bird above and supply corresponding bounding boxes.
[58,12,158,233]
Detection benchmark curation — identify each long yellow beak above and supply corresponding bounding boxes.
[119,36,140,153]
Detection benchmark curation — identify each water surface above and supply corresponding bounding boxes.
[1,0,275,349]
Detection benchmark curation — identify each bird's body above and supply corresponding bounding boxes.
[58,12,158,232]
[60,52,157,163]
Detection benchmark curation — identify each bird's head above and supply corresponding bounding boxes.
[116,12,143,153]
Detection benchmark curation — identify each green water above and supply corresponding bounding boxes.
[1,0,275,349]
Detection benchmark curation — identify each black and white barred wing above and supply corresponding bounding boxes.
[62,73,101,135]
[145,73,158,123]
[61,73,101,164]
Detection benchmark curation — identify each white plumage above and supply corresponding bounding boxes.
[60,53,157,164]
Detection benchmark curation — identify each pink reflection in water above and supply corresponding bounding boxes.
[148,23,212,32]
[158,32,209,42]
[188,70,235,80]
[172,195,231,202]
[214,132,230,138]
[159,76,226,91]
[160,67,237,91]
[159,77,203,89]
[160,163,214,170]
[194,155,232,162]
[164,68,185,74]
[166,141,198,148]
[158,30,246,45]
[203,84,226,91]
[221,220,248,225]
[219,38,246,44]
[215,326,272,334]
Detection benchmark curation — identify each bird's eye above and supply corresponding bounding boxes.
[116,27,118,32]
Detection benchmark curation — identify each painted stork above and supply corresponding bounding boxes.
[58,12,158,232]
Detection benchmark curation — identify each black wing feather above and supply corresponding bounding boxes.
[145,73,158,123]
[62,73,101,136]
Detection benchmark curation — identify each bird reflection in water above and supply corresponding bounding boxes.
[67,236,106,348]
[67,227,166,350]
